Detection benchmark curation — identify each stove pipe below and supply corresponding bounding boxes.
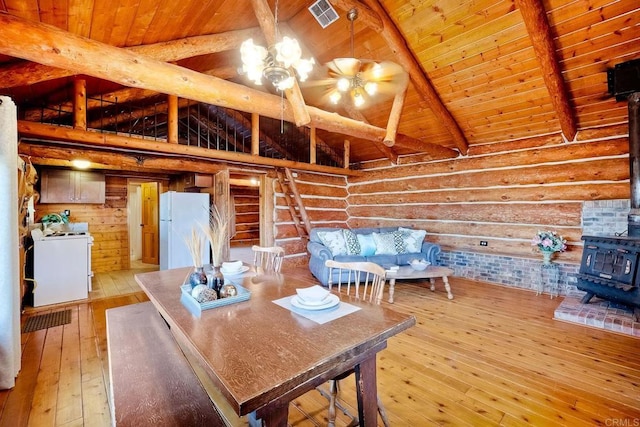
[628,93,640,237]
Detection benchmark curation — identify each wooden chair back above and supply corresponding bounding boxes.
[251,245,285,273]
[325,260,387,305]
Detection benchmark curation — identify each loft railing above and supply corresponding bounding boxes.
[26,96,342,168]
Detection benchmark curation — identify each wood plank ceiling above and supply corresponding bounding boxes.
[0,0,638,167]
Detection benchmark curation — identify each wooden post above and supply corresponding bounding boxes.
[167,95,178,144]
[310,127,317,164]
[251,113,260,155]
[74,78,87,130]
[343,139,350,169]
[383,81,408,147]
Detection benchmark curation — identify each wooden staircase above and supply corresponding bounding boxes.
[276,168,311,240]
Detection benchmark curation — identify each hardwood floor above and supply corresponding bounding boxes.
[2,266,640,426]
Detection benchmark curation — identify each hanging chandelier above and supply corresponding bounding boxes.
[240,0,314,91]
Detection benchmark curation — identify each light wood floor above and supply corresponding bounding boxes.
[2,266,640,426]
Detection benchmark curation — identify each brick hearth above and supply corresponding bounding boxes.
[554,291,640,338]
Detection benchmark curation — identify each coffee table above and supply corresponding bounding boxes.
[386,265,454,303]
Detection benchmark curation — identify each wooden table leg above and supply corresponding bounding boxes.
[256,403,289,427]
[388,278,396,303]
[443,276,454,300]
[354,355,378,427]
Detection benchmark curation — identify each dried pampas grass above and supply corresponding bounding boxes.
[183,227,206,268]
[200,205,229,267]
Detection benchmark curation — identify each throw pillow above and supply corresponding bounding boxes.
[317,230,348,256]
[393,230,408,254]
[373,232,398,255]
[399,227,427,253]
[357,233,377,256]
[342,229,361,255]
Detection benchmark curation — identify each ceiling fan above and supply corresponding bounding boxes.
[302,8,408,109]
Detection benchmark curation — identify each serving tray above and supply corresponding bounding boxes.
[180,283,251,317]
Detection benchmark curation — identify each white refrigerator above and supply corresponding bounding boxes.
[159,191,211,270]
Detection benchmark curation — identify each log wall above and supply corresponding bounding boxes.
[35,175,129,273]
[230,186,259,246]
[347,124,630,265]
[273,171,349,267]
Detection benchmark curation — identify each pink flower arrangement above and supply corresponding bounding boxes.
[532,230,567,253]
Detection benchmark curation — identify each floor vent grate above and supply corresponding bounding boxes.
[22,309,72,333]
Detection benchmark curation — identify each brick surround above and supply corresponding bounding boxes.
[438,199,631,296]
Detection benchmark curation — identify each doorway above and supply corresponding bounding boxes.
[128,180,159,267]
[229,173,262,263]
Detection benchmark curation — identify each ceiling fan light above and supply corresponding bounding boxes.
[275,75,295,91]
[337,77,350,92]
[364,81,377,96]
[353,90,364,107]
[295,58,315,81]
[371,63,383,79]
[329,91,341,104]
[275,37,302,68]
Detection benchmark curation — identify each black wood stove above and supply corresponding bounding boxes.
[576,62,640,315]
[576,235,640,309]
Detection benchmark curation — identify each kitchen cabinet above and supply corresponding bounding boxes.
[39,169,106,204]
[183,173,213,188]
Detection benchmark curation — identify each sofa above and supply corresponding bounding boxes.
[307,226,441,286]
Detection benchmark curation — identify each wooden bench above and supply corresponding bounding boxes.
[106,301,230,426]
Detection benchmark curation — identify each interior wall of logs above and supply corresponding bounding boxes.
[274,124,629,266]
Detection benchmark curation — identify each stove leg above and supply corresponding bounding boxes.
[580,292,595,304]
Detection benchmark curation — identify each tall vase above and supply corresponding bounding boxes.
[189,266,207,288]
[208,265,225,297]
[541,250,554,266]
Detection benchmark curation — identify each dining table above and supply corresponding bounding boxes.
[134,265,416,426]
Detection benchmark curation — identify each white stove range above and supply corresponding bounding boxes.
[31,227,94,307]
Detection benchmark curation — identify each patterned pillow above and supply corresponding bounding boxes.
[317,230,348,256]
[342,229,361,255]
[357,233,376,256]
[399,227,427,253]
[372,232,398,255]
[393,230,408,254]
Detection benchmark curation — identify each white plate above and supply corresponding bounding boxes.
[296,293,332,306]
[290,294,340,311]
[221,265,250,276]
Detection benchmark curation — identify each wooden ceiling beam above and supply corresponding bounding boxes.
[249,0,311,127]
[17,121,364,176]
[352,0,469,155]
[0,27,262,89]
[515,0,577,142]
[18,143,227,175]
[0,14,397,146]
[329,0,382,32]
[343,104,399,163]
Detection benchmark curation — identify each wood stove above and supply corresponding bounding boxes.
[576,63,640,315]
[576,235,640,309]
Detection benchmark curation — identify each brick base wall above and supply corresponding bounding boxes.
[437,199,630,296]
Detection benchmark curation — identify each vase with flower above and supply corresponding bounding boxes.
[531,230,567,265]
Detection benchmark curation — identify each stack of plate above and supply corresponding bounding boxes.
[221,261,249,276]
[291,285,340,311]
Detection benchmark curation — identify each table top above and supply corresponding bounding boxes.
[387,265,454,280]
[135,266,416,416]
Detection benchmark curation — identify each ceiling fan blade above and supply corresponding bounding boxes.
[360,61,408,86]
[326,57,361,77]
